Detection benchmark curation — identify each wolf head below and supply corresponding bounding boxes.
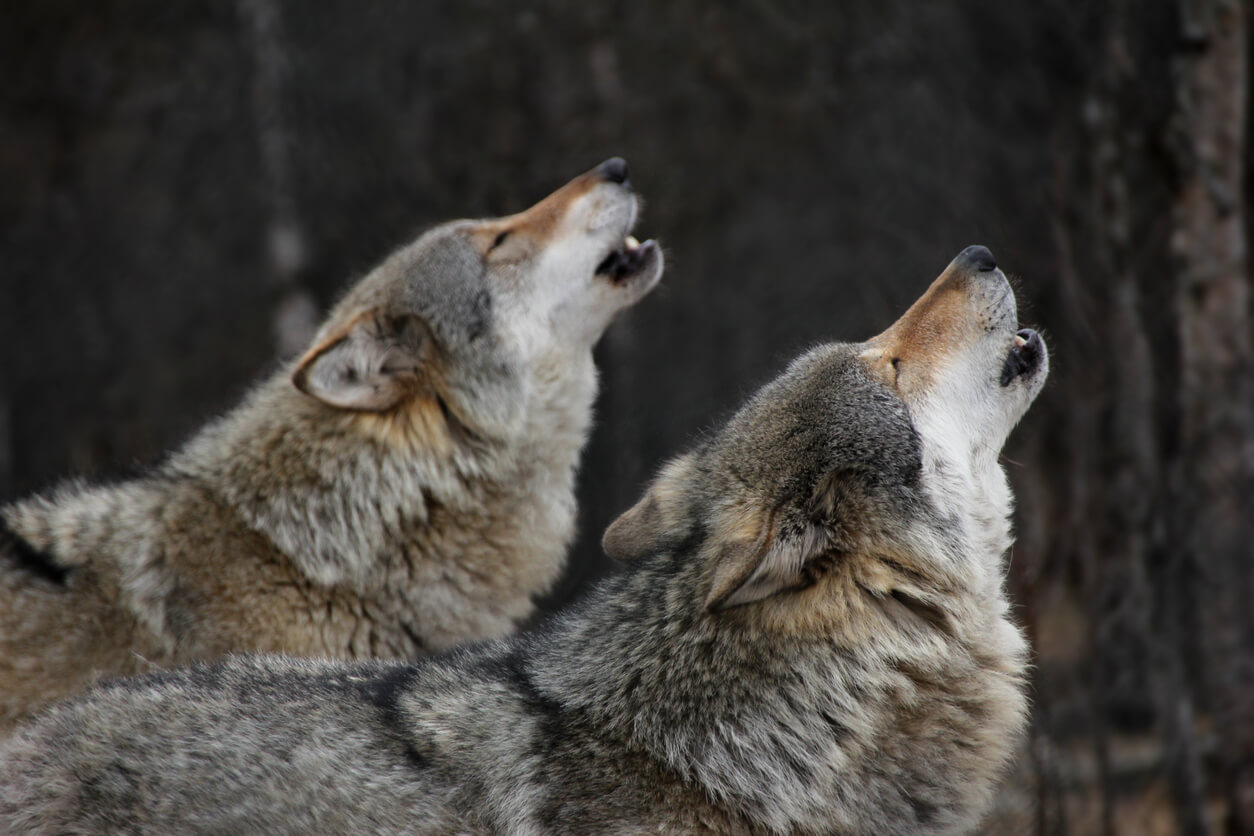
[604,245,1046,619]
[168,159,664,604]
[291,157,662,439]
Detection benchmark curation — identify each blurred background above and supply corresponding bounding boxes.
[2,1,1251,832]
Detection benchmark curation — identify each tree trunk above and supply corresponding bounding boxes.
[1171,1,1254,832]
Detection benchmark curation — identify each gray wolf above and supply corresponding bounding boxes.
[0,245,1046,834]
[0,158,663,730]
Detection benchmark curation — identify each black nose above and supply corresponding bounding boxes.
[955,245,997,273]
[597,157,630,185]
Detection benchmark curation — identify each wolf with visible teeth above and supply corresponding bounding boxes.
[0,158,663,731]
[0,246,1045,835]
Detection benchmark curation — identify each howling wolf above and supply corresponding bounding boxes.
[0,158,662,730]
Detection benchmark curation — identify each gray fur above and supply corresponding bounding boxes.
[0,247,1045,834]
[0,161,663,730]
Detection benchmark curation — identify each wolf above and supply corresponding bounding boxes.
[0,245,1046,835]
[0,158,663,731]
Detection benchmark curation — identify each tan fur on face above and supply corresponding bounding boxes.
[862,264,990,397]
[469,169,605,257]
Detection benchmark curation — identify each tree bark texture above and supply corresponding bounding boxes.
[1171,1,1254,831]
[1006,1,1252,832]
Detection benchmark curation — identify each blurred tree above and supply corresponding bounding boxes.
[1170,0,1254,830]
[1018,1,1252,832]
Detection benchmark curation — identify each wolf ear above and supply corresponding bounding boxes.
[293,310,433,411]
[705,519,831,611]
[602,454,698,563]
[705,472,844,611]
[712,511,827,609]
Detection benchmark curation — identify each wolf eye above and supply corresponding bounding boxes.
[490,230,511,250]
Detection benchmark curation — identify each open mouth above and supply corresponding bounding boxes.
[1000,329,1044,386]
[596,235,659,283]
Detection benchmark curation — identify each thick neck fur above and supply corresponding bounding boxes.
[4,348,599,655]
[194,349,598,633]
[532,487,1027,834]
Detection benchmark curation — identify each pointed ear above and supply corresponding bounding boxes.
[602,454,698,563]
[705,517,832,611]
[705,472,844,611]
[293,310,433,411]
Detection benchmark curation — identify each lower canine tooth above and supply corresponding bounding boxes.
[1014,335,1028,348]
[624,235,639,249]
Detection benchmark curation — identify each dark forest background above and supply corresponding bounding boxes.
[2,1,1251,832]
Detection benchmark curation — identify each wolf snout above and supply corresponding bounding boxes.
[595,157,630,186]
[954,245,997,273]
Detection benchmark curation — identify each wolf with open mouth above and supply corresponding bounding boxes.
[0,246,1044,835]
[0,158,662,731]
